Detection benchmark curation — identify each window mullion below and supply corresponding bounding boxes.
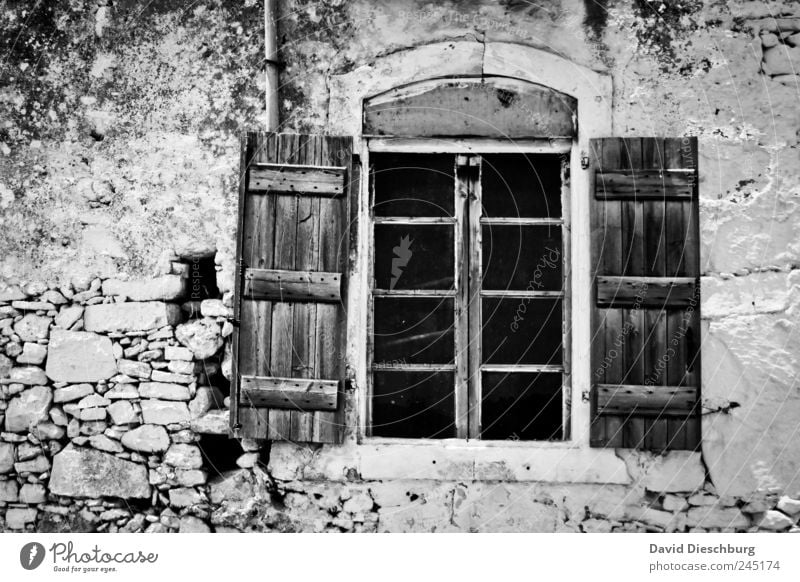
[466,155,483,440]
[454,156,470,439]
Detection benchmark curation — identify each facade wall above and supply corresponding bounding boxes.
[1,0,799,532]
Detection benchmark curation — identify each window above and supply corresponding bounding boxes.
[367,150,570,440]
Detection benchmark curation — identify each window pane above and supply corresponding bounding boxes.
[372,371,455,438]
[481,372,563,440]
[374,224,454,290]
[372,153,454,217]
[374,297,454,365]
[482,154,561,218]
[482,225,562,291]
[481,298,562,365]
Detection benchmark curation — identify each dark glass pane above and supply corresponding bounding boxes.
[374,298,454,365]
[482,225,562,291]
[482,154,561,218]
[481,372,563,440]
[372,371,455,438]
[374,225,454,290]
[372,153,454,217]
[481,298,562,365]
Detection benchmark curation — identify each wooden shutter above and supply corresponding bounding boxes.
[231,133,357,443]
[589,137,700,451]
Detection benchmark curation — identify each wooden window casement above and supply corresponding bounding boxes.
[366,145,571,441]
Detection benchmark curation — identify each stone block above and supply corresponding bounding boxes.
[53,383,94,403]
[102,275,186,301]
[139,400,190,425]
[179,516,211,533]
[46,330,117,383]
[10,366,48,385]
[758,510,795,531]
[13,314,52,342]
[686,507,749,529]
[120,424,170,453]
[17,343,47,365]
[49,445,150,499]
[4,385,52,432]
[5,507,37,529]
[139,382,190,401]
[107,400,137,425]
[0,478,19,501]
[175,318,223,359]
[116,359,152,379]
[164,444,203,469]
[0,442,14,473]
[164,346,193,361]
[19,483,47,504]
[777,496,800,517]
[84,302,181,333]
[54,306,83,329]
[168,487,202,508]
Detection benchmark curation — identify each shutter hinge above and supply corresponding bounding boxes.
[582,390,591,403]
[580,151,590,170]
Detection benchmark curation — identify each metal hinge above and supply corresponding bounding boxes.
[582,390,591,403]
[580,151,590,170]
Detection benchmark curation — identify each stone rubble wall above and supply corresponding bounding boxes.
[0,271,798,533]
[0,268,238,533]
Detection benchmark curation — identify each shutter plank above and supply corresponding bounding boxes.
[248,164,346,196]
[244,268,341,302]
[602,308,625,447]
[596,276,696,307]
[595,171,694,199]
[292,165,320,441]
[597,384,697,414]
[242,376,337,411]
[269,302,294,439]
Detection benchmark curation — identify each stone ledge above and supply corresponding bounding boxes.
[268,441,632,484]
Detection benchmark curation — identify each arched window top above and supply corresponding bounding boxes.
[363,76,577,138]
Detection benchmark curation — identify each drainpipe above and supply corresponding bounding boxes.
[265,0,280,130]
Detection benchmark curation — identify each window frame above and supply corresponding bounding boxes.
[362,137,573,444]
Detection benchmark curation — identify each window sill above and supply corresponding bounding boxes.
[269,438,633,485]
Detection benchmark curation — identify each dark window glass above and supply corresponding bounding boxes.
[481,372,563,440]
[481,298,562,365]
[374,297,454,365]
[372,371,455,438]
[482,225,562,291]
[374,224,454,290]
[372,153,454,217]
[482,154,561,218]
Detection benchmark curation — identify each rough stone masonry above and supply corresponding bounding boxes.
[1,0,800,532]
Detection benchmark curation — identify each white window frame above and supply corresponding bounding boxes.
[362,137,573,444]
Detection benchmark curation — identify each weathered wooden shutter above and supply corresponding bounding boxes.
[231,133,357,443]
[589,137,700,451]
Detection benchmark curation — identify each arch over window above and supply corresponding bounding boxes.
[328,41,611,140]
[363,76,577,138]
